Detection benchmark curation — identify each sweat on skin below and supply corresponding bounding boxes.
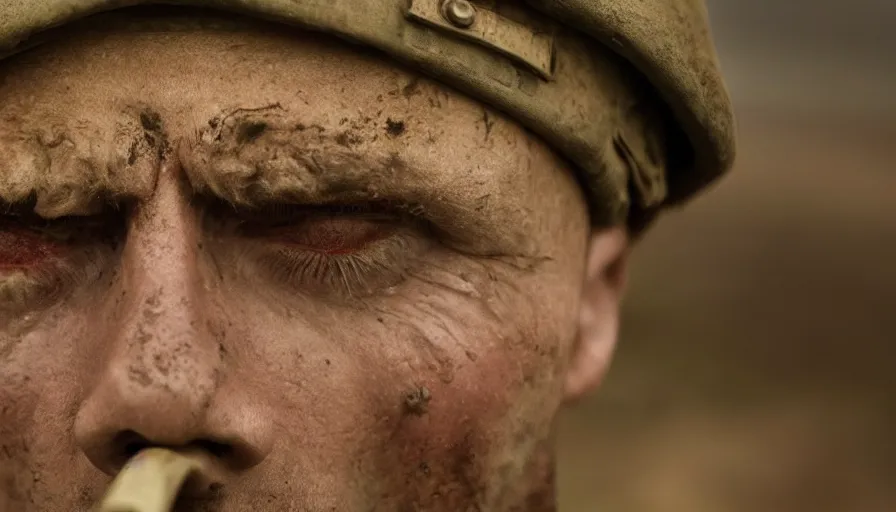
[0,13,632,512]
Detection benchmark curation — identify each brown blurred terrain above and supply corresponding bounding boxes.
[557,1,896,511]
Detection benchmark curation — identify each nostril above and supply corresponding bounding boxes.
[113,430,153,467]
[123,440,148,458]
[110,431,237,469]
[192,439,232,459]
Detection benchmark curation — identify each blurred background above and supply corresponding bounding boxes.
[557,1,896,511]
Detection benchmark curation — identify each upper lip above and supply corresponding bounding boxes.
[171,473,225,512]
[172,494,223,512]
[173,450,228,499]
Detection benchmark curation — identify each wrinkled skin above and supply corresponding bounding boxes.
[0,12,628,512]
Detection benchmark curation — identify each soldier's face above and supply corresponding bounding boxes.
[0,14,628,511]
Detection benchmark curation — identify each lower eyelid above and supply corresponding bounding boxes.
[0,249,106,312]
[0,270,55,310]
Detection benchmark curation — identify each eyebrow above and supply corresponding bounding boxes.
[0,106,387,217]
[179,109,419,208]
[0,108,537,255]
[177,110,535,254]
[0,115,160,218]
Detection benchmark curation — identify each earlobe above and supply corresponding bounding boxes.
[564,226,630,402]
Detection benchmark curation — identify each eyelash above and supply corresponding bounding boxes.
[256,233,423,297]
[0,207,114,310]
[0,201,431,306]
[222,204,430,297]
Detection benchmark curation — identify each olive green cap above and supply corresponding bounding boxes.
[0,0,736,227]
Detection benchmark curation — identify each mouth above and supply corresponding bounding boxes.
[96,448,212,512]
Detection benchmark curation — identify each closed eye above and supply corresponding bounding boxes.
[205,200,432,297]
[0,203,121,311]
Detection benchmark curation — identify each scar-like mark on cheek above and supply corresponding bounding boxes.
[403,386,431,416]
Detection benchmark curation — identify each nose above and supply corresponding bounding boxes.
[74,164,273,477]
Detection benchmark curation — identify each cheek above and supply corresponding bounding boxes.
[0,364,37,508]
[220,245,580,507]
[357,352,520,510]
[0,312,89,509]
[357,270,572,508]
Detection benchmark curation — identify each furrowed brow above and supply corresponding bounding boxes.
[177,117,535,255]
[177,107,542,256]
[179,109,417,208]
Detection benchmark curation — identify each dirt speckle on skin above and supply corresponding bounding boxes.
[385,118,406,137]
[127,363,153,387]
[139,110,162,133]
[481,110,495,140]
[127,140,139,165]
[294,122,324,133]
[334,131,362,147]
[401,78,422,99]
[237,120,268,143]
[138,108,170,158]
[404,386,431,416]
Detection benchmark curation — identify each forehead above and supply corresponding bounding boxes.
[3,14,490,137]
[0,13,588,250]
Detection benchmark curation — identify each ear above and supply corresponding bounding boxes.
[564,226,630,402]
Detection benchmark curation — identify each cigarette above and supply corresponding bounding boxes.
[96,448,203,512]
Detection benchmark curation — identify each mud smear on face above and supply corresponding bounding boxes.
[179,104,408,208]
[0,75,165,217]
[385,118,406,138]
[404,386,431,416]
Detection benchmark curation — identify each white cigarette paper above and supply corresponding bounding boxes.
[96,448,203,512]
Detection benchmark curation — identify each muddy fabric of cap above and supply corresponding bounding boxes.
[0,0,736,228]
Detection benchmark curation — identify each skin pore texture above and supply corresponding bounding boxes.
[0,11,630,512]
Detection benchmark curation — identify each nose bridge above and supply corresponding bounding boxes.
[115,162,219,414]
[78,164,222,452]
[108,276,219,430]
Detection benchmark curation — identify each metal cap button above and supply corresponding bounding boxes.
[441,0,476,28]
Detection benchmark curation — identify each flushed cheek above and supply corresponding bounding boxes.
[226,252,572,508]
[366,344,550,511]
[362,310,560,509]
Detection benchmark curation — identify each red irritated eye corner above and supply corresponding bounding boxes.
[0,225,66,269]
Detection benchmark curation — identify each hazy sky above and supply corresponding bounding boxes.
[706,0,895,116]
